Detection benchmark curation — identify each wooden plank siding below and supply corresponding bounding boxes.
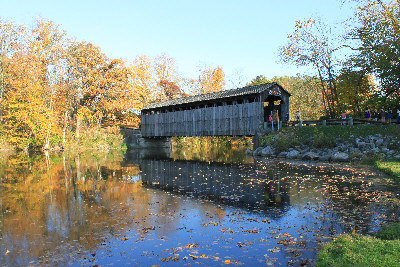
[141,101,263,137]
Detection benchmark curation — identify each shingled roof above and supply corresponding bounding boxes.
[142,82,291,111]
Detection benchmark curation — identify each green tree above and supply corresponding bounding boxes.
[247,75,269,86]
[335,69,374,115]
[349,0,400,103]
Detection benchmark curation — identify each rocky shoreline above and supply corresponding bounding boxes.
[248,134,400,162]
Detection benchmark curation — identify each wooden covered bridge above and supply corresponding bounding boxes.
[140,82,291,137]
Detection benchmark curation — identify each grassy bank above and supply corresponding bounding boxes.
[63,126,126,152]
[0,126,126,152]
[261,124,400,151]
[317,222,400,266]
[375,161,400,181]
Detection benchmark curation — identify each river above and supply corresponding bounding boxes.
[0,146,399,266]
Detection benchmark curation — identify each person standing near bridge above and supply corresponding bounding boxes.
[387,109,393,124]
[380,107,386,123]
[397,109,400,124]
[365,107,371,120]
[296,111,301,121]
[341,111,346,125]
[373,108,379,121]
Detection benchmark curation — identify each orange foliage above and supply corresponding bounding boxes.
[158,80,187,100]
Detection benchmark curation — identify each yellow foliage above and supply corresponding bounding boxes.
[199,66,225,94]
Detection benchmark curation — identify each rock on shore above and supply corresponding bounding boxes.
[250,134,400,162]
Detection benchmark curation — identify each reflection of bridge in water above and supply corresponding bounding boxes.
[125,150,291,214]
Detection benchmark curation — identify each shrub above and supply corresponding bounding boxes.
[313,131,336,149]
[273,133,301,153]
[376,222,400,240]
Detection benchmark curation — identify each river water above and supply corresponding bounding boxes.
[0,147,399,266]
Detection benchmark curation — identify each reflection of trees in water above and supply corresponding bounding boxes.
[171,137,253,164]
[0,151,149,266]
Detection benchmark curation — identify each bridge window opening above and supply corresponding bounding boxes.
[263,96,283,123]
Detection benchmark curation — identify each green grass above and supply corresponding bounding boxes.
[317,234,400,266]
[290,124,400,139]
[376,223,400,240]
[375,161,400,180]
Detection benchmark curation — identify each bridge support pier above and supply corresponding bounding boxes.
[122,128,171,149]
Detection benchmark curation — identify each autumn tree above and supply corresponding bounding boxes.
[130,55,155,109]
[28,18,69,149]
[199,66,225,94]
[154,53,182,101]
[3,51,55,149]
[0,19,25,121]
[280,18,341,118]
[158,80,187,100]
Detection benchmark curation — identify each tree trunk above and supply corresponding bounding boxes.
[0,57,5,122]
[327,66,339,115]
[62,109,69,147]
[76,115,81,143]
[316,65,332,117]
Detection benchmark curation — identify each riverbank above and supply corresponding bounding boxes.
[63,126,126,152]
[0,126,126,152]
[250,124,400,180]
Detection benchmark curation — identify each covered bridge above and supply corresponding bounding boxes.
[140,82,291,137]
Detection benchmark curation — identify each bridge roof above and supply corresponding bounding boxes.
[142,82,290,111]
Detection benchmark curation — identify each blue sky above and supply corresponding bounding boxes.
[0,0,356,87]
